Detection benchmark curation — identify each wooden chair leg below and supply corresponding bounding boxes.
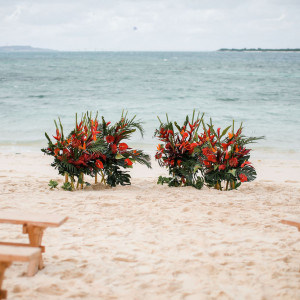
[0,262,11,300]
[23,225,45,270]
[27,258,39,277]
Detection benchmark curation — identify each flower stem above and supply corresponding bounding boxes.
[65,172,69,183]
[100,169,106,185]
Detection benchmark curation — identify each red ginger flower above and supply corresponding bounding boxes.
[106,135,114,144]
[229,157,238,167]
[239,173,248,182]
[219,164,226,171]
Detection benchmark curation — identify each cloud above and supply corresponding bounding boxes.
[0,0,299,50]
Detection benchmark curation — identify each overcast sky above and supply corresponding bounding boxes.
[0,0,299,51]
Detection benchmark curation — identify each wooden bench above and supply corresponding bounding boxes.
[0,245,41,299]
[0,211,68,274]
[280,218,300,231]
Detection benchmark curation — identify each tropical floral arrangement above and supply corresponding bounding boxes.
[154,111,205,189]
[155,112,263,190]
[42,111,151,190]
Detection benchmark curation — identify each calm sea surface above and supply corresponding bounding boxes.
[0,51,299,159]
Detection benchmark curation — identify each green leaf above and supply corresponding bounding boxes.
[61,182,72,191]
[115,153,124,159]
[228,169,236,176]
[48,180,58,189]
[220,126,232,138]
[193,164,202,173]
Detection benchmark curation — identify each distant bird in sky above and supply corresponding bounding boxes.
[133,26,138,31]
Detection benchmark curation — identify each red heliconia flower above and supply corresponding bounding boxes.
[167,130,174,136]
[219,164,226,171]
[222,143,229,151]
[118,143,128,152]
[190,143,198,151]
[54,148,60,156]
[111,144,117,154]
[225,151,230,160]
[177,160,182,167]
[182,132,189,140]
[95,160,104,169]
[239,173,248,182]
[217,128,221,137]
[202,147,211,156]
[241,161,251,168]
[124,158,133,166]
[106,135,114,144]
[207,154,217,163]
[53,129,61,141]
[229,157,238,167]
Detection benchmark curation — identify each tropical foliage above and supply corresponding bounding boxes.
[199,119,263,190]
[154,111,205,189]
[42,111,151,190]
[155,112,263,191]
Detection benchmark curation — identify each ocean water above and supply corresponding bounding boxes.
[0,51,299,159]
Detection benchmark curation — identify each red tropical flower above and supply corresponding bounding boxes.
[219,164,226,171]
[203,160,211,167]
[119,143,128,152]
[241,161,251,168]
[207,154,217,163]
[95,160,104,169]
[106,135,114,144]
[182,132,189,140]
[229,157,238,167]
[124,158,133,166]
[225,151,230,160]
[155,152,162,159]
[239,173,248,182]
[53,129,61,141]
[111,144,117,154]
[54,148,60,156]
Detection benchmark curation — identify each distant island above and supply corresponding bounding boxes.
[218,48,300,52]
[0,45,57,52]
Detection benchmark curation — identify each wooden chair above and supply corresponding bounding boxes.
[0,245,41,299]
[280,218,300,231]
[0,211,68,274]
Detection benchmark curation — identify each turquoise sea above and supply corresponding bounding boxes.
[0,51,299,159]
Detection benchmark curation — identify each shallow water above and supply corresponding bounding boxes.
[0,51,299,159]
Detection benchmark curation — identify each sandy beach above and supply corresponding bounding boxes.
[0,152,300,299]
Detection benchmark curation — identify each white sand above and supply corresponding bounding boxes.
[0,153,300,300]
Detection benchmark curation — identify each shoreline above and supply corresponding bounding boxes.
[0,143,299,162]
